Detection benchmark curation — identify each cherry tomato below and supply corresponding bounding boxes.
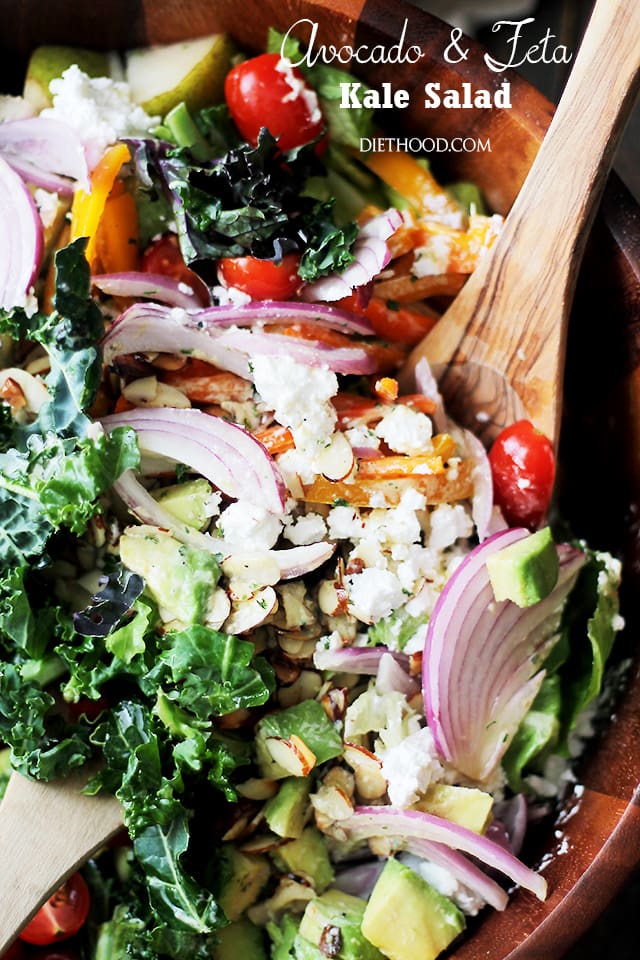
[218,253,301,300]
[225,53,325,151]
[2,942,25,959]
[19,874,90,946]
[488,420,556,530]
[141,234,203,290]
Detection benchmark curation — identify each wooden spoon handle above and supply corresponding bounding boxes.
[406,0,640,444]
[0,772,122,953]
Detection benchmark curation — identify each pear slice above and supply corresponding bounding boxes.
[23,46,111,112]
[125,34,235,117]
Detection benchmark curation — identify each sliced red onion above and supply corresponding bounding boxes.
[92,272,204,310]
[213,327,375,375]
[414,357,447,433]
[301,209,403,302]
[0,156,43,310]
[422,529,586,782]
[460,428,497,542]
[102,303,374,376]
[197,300,374,335]
[103,303,250,376]
[375,652,419,697]
[0,117,88,193]
[492,794,528,857]
[333,861,385,898]
[350,445,383,460]
[343,806,547,901]
[101,408,286,515]
[113,469,334,580]
[403,839,509,912]
[314,645,409,674]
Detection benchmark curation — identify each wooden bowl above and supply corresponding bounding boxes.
[2,1,639,956]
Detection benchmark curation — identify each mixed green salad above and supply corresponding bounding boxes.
[0,26,624,960]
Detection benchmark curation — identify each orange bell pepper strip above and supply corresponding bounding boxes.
[254,425,295,455]
[70,143,131,268]
[300,460,473,508]
[95,187,140,274]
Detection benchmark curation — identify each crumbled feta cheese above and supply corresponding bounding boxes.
[283,512,327,546]
[375,405,433,456]
[203,491,222,518]
[381,726,444,807]
[274,56,322,124]
[345,568,405,624]
[34,188,60,230]
[411,233,454,277]
[399,854,485,916]
[212,283,252,306]
[0,94,35,123]
[428,503,474,551]
[252,355,339,479]
[345,424,380,452]
[327,505,364,541]
[344,685,421,754]
[43,65,157,168]
[216,501,283,550]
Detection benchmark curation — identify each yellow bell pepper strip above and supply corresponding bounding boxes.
[362,150,461,220]
[70,142,131,267]
[95,184,140,274]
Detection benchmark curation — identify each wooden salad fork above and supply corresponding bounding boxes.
[400,0,640,450]
[0,0,639,952]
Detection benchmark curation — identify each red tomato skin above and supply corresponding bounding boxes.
[488,420,556,530]
[141,234,205,294]
[2,942,25,959]
[19,874,90,947]
[218,254,301,300]
[224,53,325,151]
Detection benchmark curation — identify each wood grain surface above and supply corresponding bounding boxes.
[0,1,637,956]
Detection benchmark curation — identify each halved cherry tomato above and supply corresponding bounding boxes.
[1,942,25,959]
[141,234,202,289]
[19,873,90,946]
[224,53,325,151]
[218,253,301,300]
[488,420,556,530]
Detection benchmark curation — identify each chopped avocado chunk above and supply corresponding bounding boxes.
[217,845,271,922]
[299,889,384,960]
[211,917,267,960]
[486,527,559,608]
[163,101,212,160]
[267,915,324,960]
[256,701,343,779]
[120,525,221,625]
[152,478,213,531]
[362,858,465,960]
[271,827,335,892]
[264,777,312,839]
[412,784,493,834]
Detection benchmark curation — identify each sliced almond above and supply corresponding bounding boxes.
[248,877,315,926]
[237,778,280,801]
[310,783,354,822]
[206,588,231,629]
[238,832,289,855]
[277,670,323,708]
[316,430,355,482]
[354,764,388,801]
[265,735,317,777]
[320,687,348,723]
[224,587,278,634]
[322,766,355,800]
[223,552,281,588]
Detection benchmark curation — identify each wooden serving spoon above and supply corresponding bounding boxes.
[400,0,640,449]
[0,0,639,952]
[0,770,122,952]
